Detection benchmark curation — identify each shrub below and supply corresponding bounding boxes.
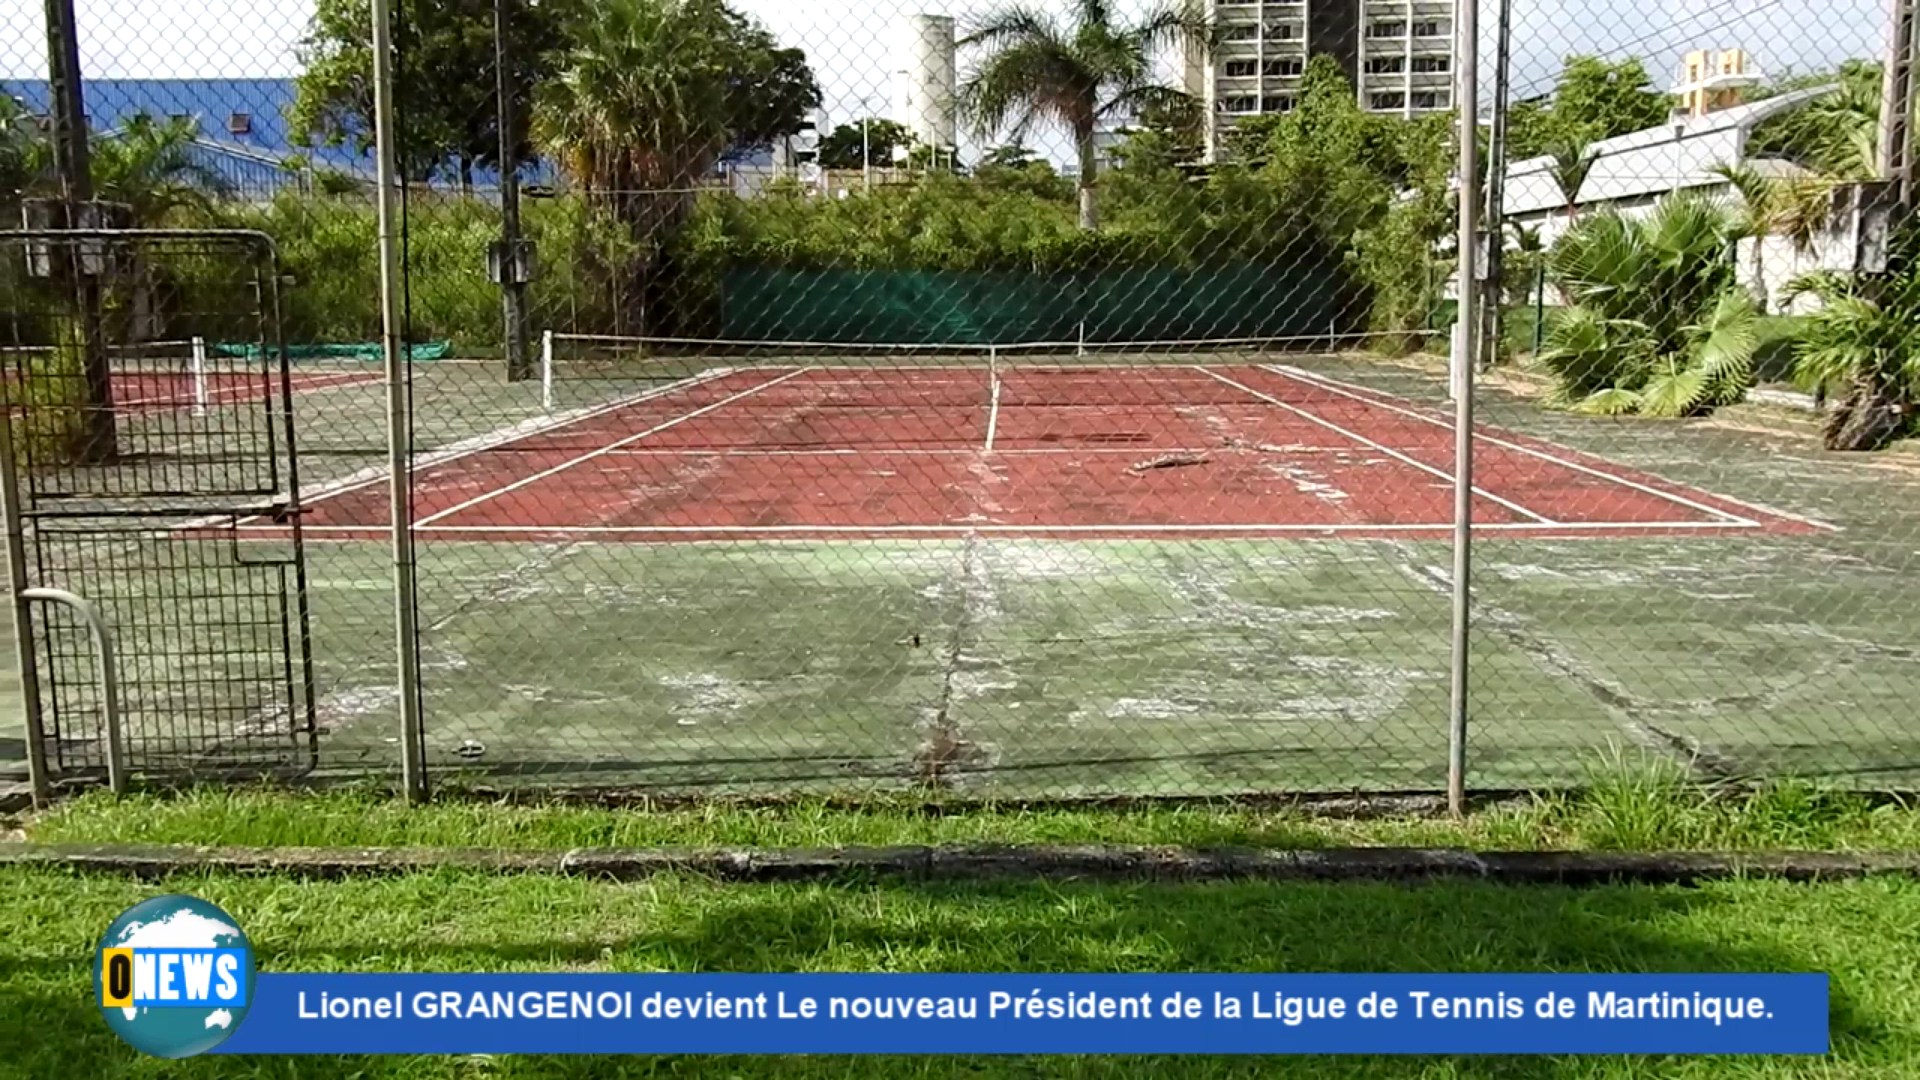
[1535,196,1759,417]
[1782,221,1920,450]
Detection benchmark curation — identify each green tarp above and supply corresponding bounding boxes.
[213,341,453,362]
[718,263,1359,345]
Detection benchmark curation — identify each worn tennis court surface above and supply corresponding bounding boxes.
[9,353,1917,795]
[245,363,1820,542]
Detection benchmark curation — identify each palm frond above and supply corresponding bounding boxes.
[1687,287,1759,404]
[958,5,1063,51]
[1708,161,1770,236]
[1545,137,1596,207]
[1098,83,1194,123]
[1125,3,1220,54]
[959,38,1092,142]
[1572,387,1646,415]
[1636,362,1710,418]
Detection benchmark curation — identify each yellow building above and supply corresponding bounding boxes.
[1673,49,1760,118]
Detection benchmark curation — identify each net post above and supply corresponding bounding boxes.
[190,335,208,416]
[540,329,554,411]
[1077,321,1085,358]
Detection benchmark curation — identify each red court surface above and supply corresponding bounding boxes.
[115,369,380,412]
[4,368,379,414]
[256,363,1829,542]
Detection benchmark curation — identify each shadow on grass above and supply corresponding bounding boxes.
[0,872,1891,1079]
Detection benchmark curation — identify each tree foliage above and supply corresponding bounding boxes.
[958,0,1213,230]
[291,0,567,184]
[1746,60,1882,179]
[816,119,912,170]
[1210,58,1452,344]
[1508,56,1672,159]
[975,144,1074,200]
[533,0,819,219]
[1538,196,1759,417]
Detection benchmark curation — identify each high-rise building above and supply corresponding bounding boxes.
[1188,0,1457,159]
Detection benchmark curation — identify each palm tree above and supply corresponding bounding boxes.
[0,95,35,211]
[18,114,232,342]
[19,112,229,221]
[533,0,818,336]
[1544,136,1595,224]
[958,1,1213,231]
[1783,224,1920,451]
[1536,195,1760,418]
[1711,162,1836,315]
[87,114,231,222]
[533,0,740,226]
[1796,67,1880,179]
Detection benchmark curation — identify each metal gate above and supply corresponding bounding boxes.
[0,228,317,793]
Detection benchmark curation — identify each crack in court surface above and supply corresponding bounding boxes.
[1400,562,1745,780]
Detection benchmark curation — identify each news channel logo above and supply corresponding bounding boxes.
[93,893,256,1058]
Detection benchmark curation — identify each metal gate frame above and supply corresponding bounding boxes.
[0,227,318,803]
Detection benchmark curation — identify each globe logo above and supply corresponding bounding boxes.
[93,894,255,1058]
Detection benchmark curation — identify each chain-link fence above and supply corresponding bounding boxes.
[0,0,1915,803]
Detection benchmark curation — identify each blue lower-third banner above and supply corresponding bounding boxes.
[209,974,1830,1055]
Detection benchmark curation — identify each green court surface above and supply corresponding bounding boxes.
[5,351,1920,796]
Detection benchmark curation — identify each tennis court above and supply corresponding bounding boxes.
[5,337,1915,796]
[244,357,1822,543]
[2,341,381,415]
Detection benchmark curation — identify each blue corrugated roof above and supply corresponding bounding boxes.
[2,77,378,197]
[3,76,760,196]
[2,78,355,164]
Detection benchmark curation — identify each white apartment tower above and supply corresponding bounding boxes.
[1190,0,1457,158]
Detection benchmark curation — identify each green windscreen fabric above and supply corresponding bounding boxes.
[213,341,453,362]
[718,262,1360,345]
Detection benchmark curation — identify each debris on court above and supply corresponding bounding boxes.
[1128,453,1210,474]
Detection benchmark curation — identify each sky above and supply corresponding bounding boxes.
[0,0,1893,164]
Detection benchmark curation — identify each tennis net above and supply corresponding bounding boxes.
[535,331,1324,411]
[1,338,220,412]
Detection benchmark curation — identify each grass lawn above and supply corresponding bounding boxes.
[19,768,1920,852]
[3,865,1917,1078]
[8,779,1920,1076]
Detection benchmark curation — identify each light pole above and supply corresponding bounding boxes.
[492,0,533,382]
[1481,0,1514,371]
[41,0,115,462]
[1672,121,1687,198]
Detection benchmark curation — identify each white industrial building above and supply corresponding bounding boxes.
[1496,85,1850,313]
[893,14,959,160]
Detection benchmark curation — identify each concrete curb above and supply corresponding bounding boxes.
[4,841,1919,885]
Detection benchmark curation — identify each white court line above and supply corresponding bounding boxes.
[984,370,1003,452]
[300,520,1760,536]
[415,367,814,526]
[194,368,741,532]
[591,446,1224,457]
[118,370,379,409]
[793,363,1239,378]
[1196,367,1557,525]
[1260,364,1816,531]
